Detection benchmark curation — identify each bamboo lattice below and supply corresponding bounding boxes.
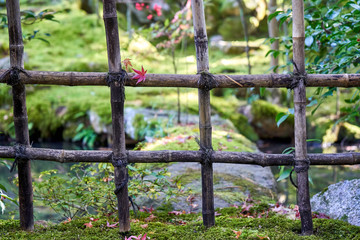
[1,0,359,235]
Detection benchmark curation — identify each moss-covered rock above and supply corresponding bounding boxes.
[339,122,360,142]
[138,125,276,210]
[251,100,294,139]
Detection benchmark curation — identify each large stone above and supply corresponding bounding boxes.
[249,100,294,139]
[311,179,360,226]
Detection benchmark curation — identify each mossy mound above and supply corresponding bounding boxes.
[339,122,360,142]
[1,205,360,240]
[138,126,275,208]
[251,100,294,139]
[142,125,257,153]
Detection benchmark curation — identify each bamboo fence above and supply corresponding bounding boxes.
[0,0,359,235]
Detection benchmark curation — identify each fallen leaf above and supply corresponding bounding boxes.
[122,58,133,71]
[132,66,147,84]
[131,219,140,223]
[140,224,148,229]
[84,221,93,228]
[168,210,185,215]
[215,212,222,216]
[90,217,100,222]
[257,235,270,240]
[106,221,119,228]
[144,214,156,222]
[62,218,71,224]
[232,230,242,239]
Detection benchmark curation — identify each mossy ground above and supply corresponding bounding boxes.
[1,205,360,240]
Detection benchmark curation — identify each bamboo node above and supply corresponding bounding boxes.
[288,60,307,89]
[10,143,29,173]
[0,66,30,86]
[197,71,218,91]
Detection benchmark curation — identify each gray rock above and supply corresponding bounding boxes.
[136,162,277,211]
[311,179,360,226]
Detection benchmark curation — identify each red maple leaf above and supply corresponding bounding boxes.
[106,221,119,228]
[84,221,93,228]
[122,58,132,71]
[132,66,147,85]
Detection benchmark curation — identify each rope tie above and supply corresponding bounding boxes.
[10,143,29,173]
[289,157,310,189]
[197,70,219,91]
[106,69,128,102]
[0,66,30,86]
[288,60,307,89]
[111,154,128,194]
[195,137,213,166]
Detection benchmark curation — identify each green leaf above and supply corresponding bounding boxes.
[282,147,295,154]
[260,87,265,97]
[276,113,289,127]
[127,165,138,172]
[306,139,321,142]
[307,99,318,107]
[277,168,292,181]
[0,184,6,192]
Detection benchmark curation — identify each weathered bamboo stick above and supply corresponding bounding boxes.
[103,0,130,232]
[192,0,215,227]
[292,0,313,235]
[1,146,360,165]
[6,0,34,231]
[1,70,360,88]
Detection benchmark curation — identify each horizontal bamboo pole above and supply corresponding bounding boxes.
[0,146,359,165]
[1,70,360,88]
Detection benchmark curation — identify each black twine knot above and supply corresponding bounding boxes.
[289,157,310,189]
[106,69,128,103]
[111,153,129,195]
[195,137,214,165]
[197,71,218,91]
[288,60,307,90]
[0,66,30,86]
[10,143,29,173]
[111,154,128,168]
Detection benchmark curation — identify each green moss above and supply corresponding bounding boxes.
[320,187,328,196]
[142,125,257,153]
[1,208,359,240]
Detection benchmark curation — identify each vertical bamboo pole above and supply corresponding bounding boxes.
[191,0,215,227]
[103,0,130,232]
[292,0,313,235]
[6,0,34,231]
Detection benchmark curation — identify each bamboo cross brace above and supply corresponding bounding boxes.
[0,70,358,88]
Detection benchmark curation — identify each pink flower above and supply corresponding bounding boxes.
[135,3,143,11]
[154,4,162,16]
[147,14,153,20]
